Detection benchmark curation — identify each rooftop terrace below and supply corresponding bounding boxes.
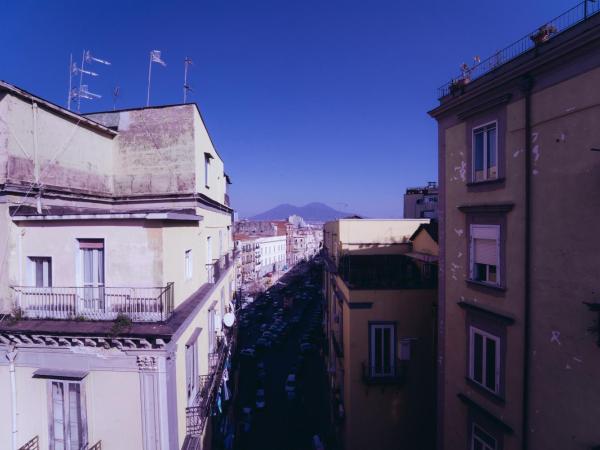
[437,0,600,98]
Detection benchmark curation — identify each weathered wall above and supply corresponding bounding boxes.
[0,93,114,193]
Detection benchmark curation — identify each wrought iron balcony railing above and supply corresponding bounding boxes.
[438,0,600,98]
[11,283,174,322]
[18,436,39,450]
[361,362,406,385]
[206,252,234,284]
[185,334,231,438]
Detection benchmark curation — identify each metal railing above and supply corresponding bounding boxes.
[361,362,406,385]
[12,283,174,322]
[88,441,102,450]
[185,336,230,437]
[438,0,600,98]
[18,436,39,450]
[206,252,234,284]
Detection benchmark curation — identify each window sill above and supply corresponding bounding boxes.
[466,279,506,292]
[465,377,505,405]
[466,177,505,187]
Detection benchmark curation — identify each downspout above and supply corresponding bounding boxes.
[6,344,18,450]
[521,74,534,450]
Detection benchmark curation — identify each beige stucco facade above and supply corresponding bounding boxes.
[0,81,236,450]
[323,219,437,450]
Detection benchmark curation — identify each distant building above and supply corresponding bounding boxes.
[256,235,286,277]
[429,6,600,450]
[403,181,438,219]
[322,218,438,450]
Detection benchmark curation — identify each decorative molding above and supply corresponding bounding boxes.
[0,333,167,350]
[457,393,514,434]
[457,203,514,214]
[137,355,159,371]
[458,300,515,324]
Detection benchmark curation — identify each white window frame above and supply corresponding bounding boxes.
[471,121,498,182]
[48,379,88,450]
[28,256,52,287]
[185,249,193,280]
[204,154,211,187]
[469,224,501,286]
[185,331,199,406]
[471,423,498,450]
[469,326,501,394]
[369,323,396,377]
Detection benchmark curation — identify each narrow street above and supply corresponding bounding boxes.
[234,260,332,450]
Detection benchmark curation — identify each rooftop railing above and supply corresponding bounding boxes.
[438,0,600,98]
[11,283,174,322]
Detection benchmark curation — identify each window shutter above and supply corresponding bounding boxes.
[474,239,498,266]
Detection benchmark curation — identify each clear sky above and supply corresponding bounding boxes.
[2,0,568,218]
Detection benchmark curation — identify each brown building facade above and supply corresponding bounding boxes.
[429,5,600,450]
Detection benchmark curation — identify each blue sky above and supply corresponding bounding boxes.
[2,0,568,217]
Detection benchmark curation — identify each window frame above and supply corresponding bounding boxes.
[185,249,193,280]
[471,120,499,183]
[471,422,499,450]
[28,256,52,287]
[368,322,397,377]
[47,379,88,450]
[468,326,501,395]
[469,224,501,286]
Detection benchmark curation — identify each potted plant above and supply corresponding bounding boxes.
[531,24,557,45]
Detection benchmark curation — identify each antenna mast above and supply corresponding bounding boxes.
[68,49,111,112]
[183,57,193,103]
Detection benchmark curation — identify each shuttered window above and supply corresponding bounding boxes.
[49,381,87,450]
[470,225,500,285]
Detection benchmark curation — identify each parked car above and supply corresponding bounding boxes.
[285,374,296,393]
[312,435,325,450]
[256,337,272,349]
[241,407,252,433]
[256,389,266,409]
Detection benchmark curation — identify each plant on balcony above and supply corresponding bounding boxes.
[110,313,132,336]
[7,306,24,324]
[530,24,557,45]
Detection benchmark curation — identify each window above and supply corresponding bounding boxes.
[470,225,500,285]
[185,329,200,405]
[49,381,87,450]
[469,326,500,394]
[471,423,498,450]
[208,309,216,352]
[204,152,213,187]
[29,257,52,287]
[369,323,396,376]
[472,123,498,182]
[185,249,193,280]
[78,240,105,308]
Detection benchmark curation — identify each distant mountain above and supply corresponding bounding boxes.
[250,202,353,222]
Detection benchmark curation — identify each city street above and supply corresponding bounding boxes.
[234,260,332,450]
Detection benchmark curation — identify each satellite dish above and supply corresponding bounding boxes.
[223,312,235,328]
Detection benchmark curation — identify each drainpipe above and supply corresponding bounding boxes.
[6,344,18,450]
[521,74,534,450]
[32,102,42,214]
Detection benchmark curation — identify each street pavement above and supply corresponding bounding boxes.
[234,260,332,450]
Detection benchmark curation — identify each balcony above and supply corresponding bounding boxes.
[206,252,234,284]
[185,334,230,438]
[361,362,406,385]
[11,283,174,322]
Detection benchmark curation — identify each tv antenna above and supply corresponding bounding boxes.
[183,57,193,103]
[67,50,111,112]
[113,86,120,111]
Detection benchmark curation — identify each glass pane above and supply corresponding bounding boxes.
[97,249,105,284]
[473,333,483,383]
[383,328,391,373]
[69,384,82,449]
[487,126,497,179]
[486,338,497,391]
[475,263,487,281]
[488,265,497,283]
[83,250,93,285]
[52,382,65,450]
[35,260,44,287]
[474,131,484,181]
[374,328,383,373]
